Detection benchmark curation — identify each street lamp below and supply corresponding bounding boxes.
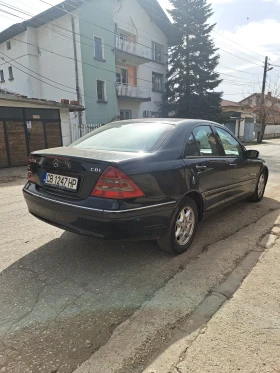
[230,117,245,139]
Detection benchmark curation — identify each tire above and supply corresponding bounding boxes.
[157,197,198,255]
[248,170,267,202]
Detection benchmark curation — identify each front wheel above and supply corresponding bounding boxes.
[157,197,198,255]
[248,170,267,202]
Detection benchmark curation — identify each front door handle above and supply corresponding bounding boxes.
[196,165,207,171]
[230,163,237,168]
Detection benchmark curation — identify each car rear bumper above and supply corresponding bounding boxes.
[23,184,176,240]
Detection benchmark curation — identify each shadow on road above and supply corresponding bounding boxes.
[1,196,280,373]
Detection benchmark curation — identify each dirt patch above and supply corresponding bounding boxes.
[0,167,27,185]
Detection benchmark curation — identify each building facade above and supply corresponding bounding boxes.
[0,0,178,137]
[221,99,255,142]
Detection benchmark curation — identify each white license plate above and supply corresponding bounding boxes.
[43,173,78,191]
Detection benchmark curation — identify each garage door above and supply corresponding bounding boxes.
[6,121,28,167]
[45,122,62,148]
[0,121,9,168]
[28,121,46,153]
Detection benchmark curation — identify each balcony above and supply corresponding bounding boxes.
[116,83,151,102]
[114,35,152,65]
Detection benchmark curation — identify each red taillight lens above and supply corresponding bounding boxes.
[27,156,36,183]
[91,166,145,199]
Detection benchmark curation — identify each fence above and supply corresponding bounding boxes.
[264,124,280,139]
[71,123,103,142]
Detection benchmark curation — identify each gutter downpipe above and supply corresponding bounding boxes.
[71,16,83,138]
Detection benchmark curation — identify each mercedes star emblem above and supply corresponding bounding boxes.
[53,159,59,168]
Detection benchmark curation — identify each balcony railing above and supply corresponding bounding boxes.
[116,83,151,101]
[115,35,152,61]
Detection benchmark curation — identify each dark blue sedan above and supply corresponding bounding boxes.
[23,119,268,254]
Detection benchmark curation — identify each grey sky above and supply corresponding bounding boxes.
[0,0,279,101]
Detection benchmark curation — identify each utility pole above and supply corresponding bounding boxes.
[71,16,83,139]
[257,56,273,143]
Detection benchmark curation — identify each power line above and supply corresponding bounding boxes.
[212,29,265,60]
[0,0,265,74]
[215,39,264,66]
[0,2,167,75]
[37,0,159,53]
[0,1,268,98]
[0,9,155,86]
[140,0,266,71]
[36,0,264,71]
[1,55,93,98]
[142,0,265,61]
[219,64,260,76]
[62,0,167,45]
[0,51,80,92]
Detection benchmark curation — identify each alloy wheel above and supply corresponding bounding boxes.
[258,174,266,197]
[175,206,195,246]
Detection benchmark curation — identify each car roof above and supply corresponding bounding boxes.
[112,118,220,127]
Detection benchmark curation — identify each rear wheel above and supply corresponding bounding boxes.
[157,197,198,255]
[248,170,267,202]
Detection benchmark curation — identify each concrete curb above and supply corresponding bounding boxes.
[143,230,280,373]
[73,211,280,373]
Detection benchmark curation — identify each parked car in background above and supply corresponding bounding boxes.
[23,119,268,254]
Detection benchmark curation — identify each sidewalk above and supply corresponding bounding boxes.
[144,227,280,373]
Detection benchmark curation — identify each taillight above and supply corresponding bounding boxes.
[27,156,36,183]
[91,166,145,199]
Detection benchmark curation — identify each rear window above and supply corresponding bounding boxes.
[70,122,174,153]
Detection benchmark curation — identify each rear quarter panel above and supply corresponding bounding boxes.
[118,151,203,207]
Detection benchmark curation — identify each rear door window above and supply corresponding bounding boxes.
[184,133,200,157]
[190,125,220,156]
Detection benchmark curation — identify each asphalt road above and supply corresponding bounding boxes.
[0,139,280,373]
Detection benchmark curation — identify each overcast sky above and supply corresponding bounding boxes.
[0,0,279,102]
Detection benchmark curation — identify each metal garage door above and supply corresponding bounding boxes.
[224,122,236,135]
[243,119,255,142]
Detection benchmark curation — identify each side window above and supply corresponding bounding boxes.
[192,125,219,156]
[184,133,200,157]
[215,127,243,157]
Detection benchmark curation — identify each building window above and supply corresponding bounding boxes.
[7,41,11,50]
[152,42,164,63]
[94,36,104,60]
[120,110,131,120]
[8,66,14,80]
[0,70,4,82]
[97,80,106,102]
[116,68,128,85]
[152,72,163,92]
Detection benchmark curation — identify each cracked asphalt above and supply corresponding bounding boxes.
[0,139,280,373]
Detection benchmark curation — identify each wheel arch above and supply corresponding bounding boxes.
[184,190,205,222]
[261,165,269,180]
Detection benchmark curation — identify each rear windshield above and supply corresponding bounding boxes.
[70,122,174,153]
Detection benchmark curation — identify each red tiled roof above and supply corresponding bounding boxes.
[221,99,240,107]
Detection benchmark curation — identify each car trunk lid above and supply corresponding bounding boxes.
[29,147,143,199]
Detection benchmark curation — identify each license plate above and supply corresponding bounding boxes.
[43,173,78,191]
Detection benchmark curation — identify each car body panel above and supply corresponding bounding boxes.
[23,119,267,241]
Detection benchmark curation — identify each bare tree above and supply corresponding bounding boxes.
[241,76,280,143]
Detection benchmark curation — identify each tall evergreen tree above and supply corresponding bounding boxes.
[164,0,222,121]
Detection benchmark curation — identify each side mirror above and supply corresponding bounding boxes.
[246,149,259,159]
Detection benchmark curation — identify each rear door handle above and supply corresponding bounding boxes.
[230,163,237,168]
[196,165,207,171]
